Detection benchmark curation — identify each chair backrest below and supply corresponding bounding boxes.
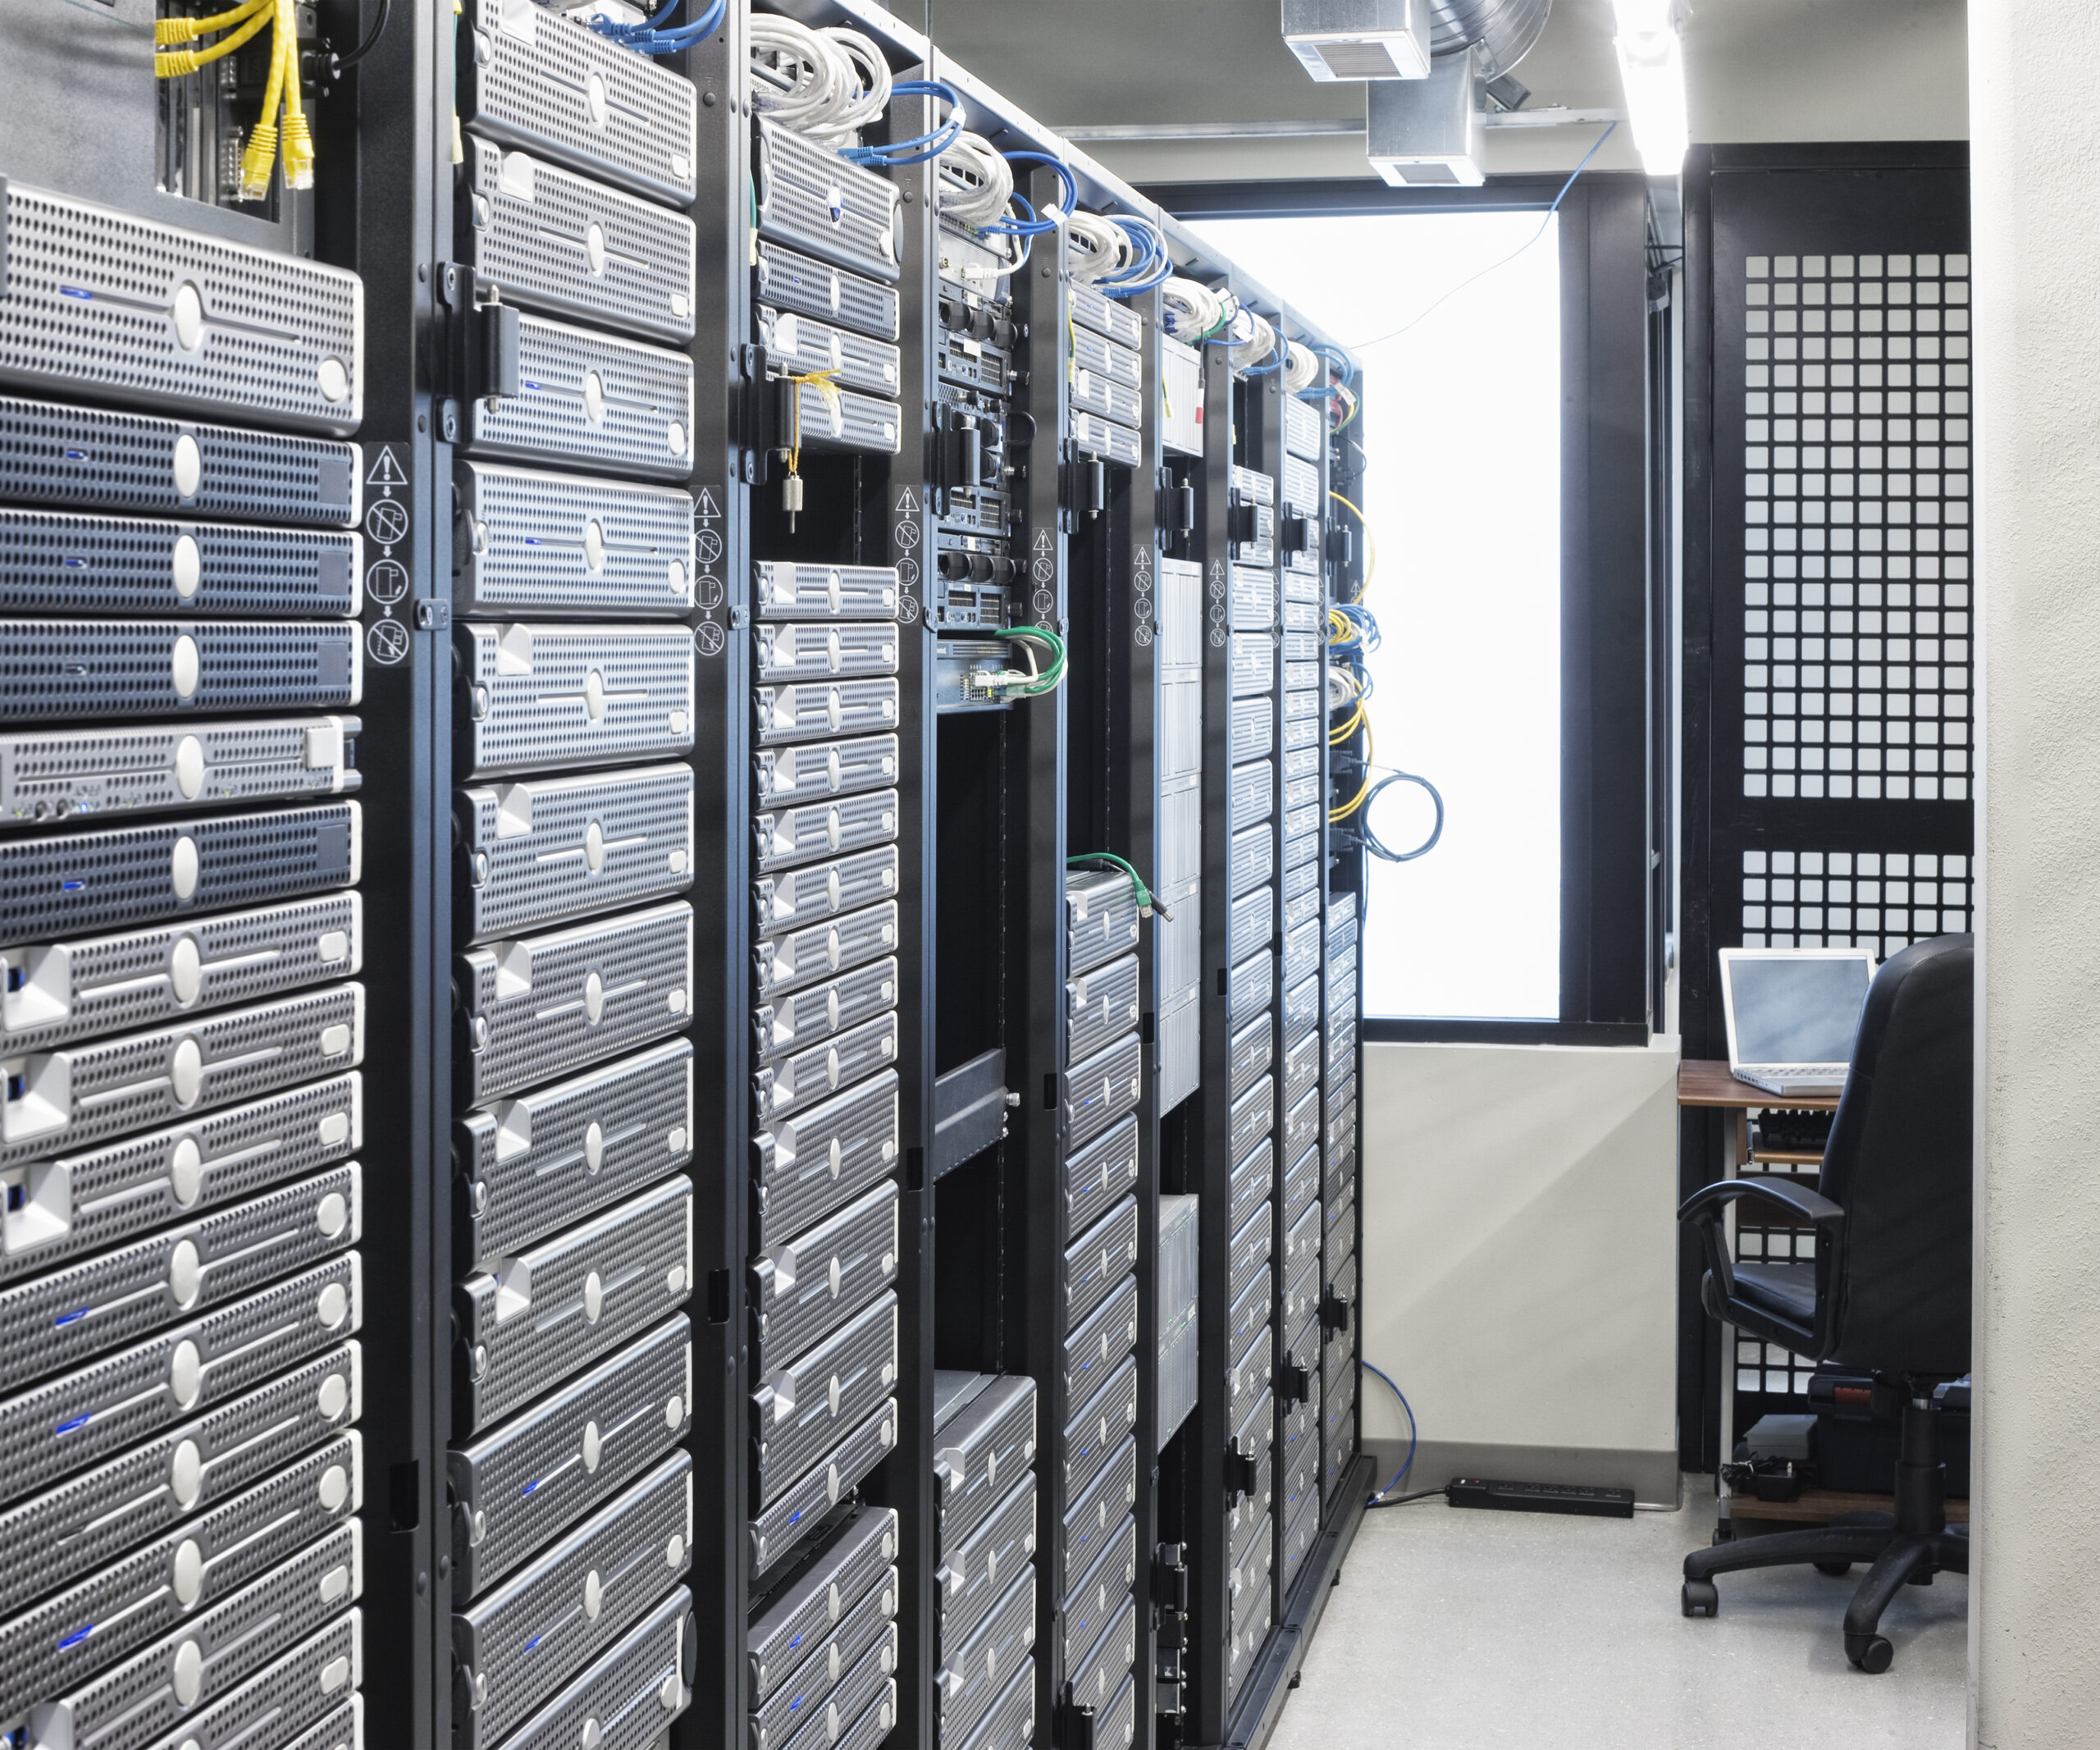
[1817,934,1973,1377]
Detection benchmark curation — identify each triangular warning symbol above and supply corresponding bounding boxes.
[696,488,722,518]
[896,487,920,515]
[366,446,408,487]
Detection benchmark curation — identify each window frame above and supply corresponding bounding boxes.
[1146,173,1659,1045]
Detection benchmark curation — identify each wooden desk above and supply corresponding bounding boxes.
[1678,1061,1841,1528]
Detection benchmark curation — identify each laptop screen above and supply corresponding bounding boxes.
[1728,955,1873,1066]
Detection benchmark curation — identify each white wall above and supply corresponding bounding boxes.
[1968,3,2100,1742]
[1358,1039,1682,1502]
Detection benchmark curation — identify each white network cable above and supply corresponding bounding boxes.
[1283,340,1322,393]
[1160,276,1227,341]
[1230,307,1277,373]
[748,16,890,140]
[1066,211,1134,286]
[938,131,1015,229]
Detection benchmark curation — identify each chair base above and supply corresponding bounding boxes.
[1682,1392,1966,1671]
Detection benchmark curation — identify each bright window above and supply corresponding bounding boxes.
[1185,212,1564,1020]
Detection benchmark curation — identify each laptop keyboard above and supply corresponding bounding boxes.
[1758,1065,1842,1080]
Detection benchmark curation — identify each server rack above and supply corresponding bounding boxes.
[0,7,1367,1750]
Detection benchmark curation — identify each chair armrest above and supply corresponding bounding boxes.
[1678,1176,1846,1229]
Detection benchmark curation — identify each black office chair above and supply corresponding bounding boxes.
[1678,934,1972,1673]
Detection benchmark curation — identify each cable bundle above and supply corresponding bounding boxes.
[1231,307,1281,375]
[745,15,890,139]
[1066,212,1171,298]
[838,78,965,167]
[938,133,1016,230]
[1160,277,1231,343]
[984,624,1067,698]
[1282,341,1322,395]
[156,0,313,195]
[591,0,728,57]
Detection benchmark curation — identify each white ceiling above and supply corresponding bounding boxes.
[906,0,1967,185]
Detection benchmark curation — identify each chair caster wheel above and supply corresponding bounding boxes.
[1815,1560,1853,1577]
[1710,1525,1733,1547]
[1847,1635,1894,1673]
[1682,1580,1719,1619]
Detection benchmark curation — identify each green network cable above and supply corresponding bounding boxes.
[1066,852,1171,921]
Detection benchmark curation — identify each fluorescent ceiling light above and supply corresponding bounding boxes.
[1610,0,1689,176]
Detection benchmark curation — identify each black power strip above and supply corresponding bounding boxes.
[1447,1477,1636,1519]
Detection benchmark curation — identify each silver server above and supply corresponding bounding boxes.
[753,1179,900,1368]
[755,621,901,684]
[0,619,362,722]
[1062,1275,1139,1408]
[0,715,358,828]
[933,1373,1037,1551]
[754,792,899,873]
[465,313,696,479]
[755,562,902,621]
[459,0,699,203]
[1066,1030,1142,1151]
[0,799,360,944]
[0,185,363,436]
[749,1506,897,1698]
[128,1609,362,1750]
[494,1586,696,1750]
[751,1397,897,1576]
[752,958,898,1062]
[756,244,902,344]
[0,396,359,526]
[756,901,898,999]
[754,119,902,281]
[754,735,900,811]
[455,900,693,1103]
[1067,1596,1138,1720]
[1063,1115,1140,1238]
[1063,1197,1140,1332]
[753,1068,900,1249]
[758,306,903,398]
[961,1658,1037,1750]
[456,622,696,779]
[938,1469,1036,1651]
[1061,1437,1138,1600]
[454,1176,692,1434]
[1071,411,1141,468]
[450,1316,692,1598]
[752,1008,900,1125]
[452,1453,693,1750]
[751,1579,897,1750]
[934,1567,1034,1747]
[1063,1354,1139,1506]
[1062,1513,1139,1677]
[753,846,901,939]
[778,1634,897,1750]
[751,1293,899,1503]
[754,677,902,746]
[454,464,696,619]
[0,509,359,615]
[778,379,905,457]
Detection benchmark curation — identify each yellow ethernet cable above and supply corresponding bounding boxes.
[154,0,271,75]
[279,0,315,190]
[236,2,289,201]
[156,0,270,44]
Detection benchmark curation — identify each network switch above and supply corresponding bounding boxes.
[459,0,699,203]
[450,1315,691,1598]
[0,619,362,721]
[453,1452,693,1750]
[0,395,359,525]
[454,464,696,618]
[751,1178,900,1368]
[0,509,360,615]
[455,899,693,1103]
[756,244,902,344]
[0,184,364,436]
[462,137,698,344]
[455,1175,692,1433]
[466,313,696,479]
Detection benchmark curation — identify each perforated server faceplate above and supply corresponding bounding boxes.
[0,1162,358,1391]
[749,1504,897,1698]
[780,1633,896,1750]
[1066,953,1139,1067]
[1230,1138,1272,1231]
[753,736,898,816]
[455,463,695,618]
[752,1293,897,1504]
[754,624,899,690]
[755,561,900,622]
[456,899,692,1103]
[461,0,697,202]
[0,1429,359,1719]
[1229,824,1275,896]
[1061,1352,1139,1506]
[1064,1114,1139,1239]
[753,1068,897,1250]
[0,619,360,722]
[1230,564,1275,633]
[752,1178,898,1369]
[1229,953,1276,1032]
[1069,368,1140,428]
[1228,1264,1270,1356]
[0,1341,357,1616]
[0,395,358,525]
[756,243,900,344]
[454,1452,693,1750]
[779,379,903,457]
[456,1175,691,1433]
[1284,1137,1320,1227]
[29,1521,360,1750]
[1284,393,1323,461]
[1061,1511,1136,1677]
[457,1038,692,1270]
[1229,1012,1274,1101]
[755,791,898,875]
[0,891,359,1065]
[755,902,896,1009]
[938,1469,1034,1652]
[1229,1324,1268,1432]
[0,1251,358,1501]
[751,1571,897,1750]
[750,1395,896,1576]
[0,183,363,435]
[450,1315,690,1598]
[0,799,358,946]
[1281,453,1321,517]
[0,979,362,1175]
[1228,1200,1271,1315]
[935,1567,1034,1746]
[959,1659,1035,1750]
[467,314,695,479]
[456,762,692,943]
[463,137,697,342]
[755,118,902,281]
[755,677,900,747]
[1070,285,1143,350]
[1071,412,1141,468]
[1066,869,1141,977]
[0,714,359,829]
[103,1604,361,1750]
[1230,758,1276,831]
[0,508,358,616]
[758,305,902,400]
[1063,1197,1139,1334]
[1229,692,1274,767]
[753,1008,899,1125]
[458,621,694,778]
[1062,1276,1139,1409]
[1066,1030,1141,1152]
[933,1374,1036,1552]
[1068,1594,1136,1719]
[496,1584,694,1750]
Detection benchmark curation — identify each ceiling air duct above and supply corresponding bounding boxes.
[1427,0,1554,80]
[1283,0,1435,83]
[1364,0,1553,185]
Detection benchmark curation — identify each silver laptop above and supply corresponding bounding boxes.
[1719,947,1876,1097]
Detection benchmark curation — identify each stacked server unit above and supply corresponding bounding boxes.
[448,13,701,1748]
[0,182,371,1748]
[747,85,911,1750]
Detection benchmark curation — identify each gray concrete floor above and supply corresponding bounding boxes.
[1267,1479,1968,1748]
